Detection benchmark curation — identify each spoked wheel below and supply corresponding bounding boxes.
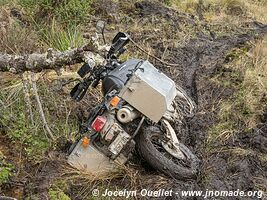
[136,126,199,180]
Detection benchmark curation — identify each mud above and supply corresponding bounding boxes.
[0,134,25,199]
[133,1,267,199]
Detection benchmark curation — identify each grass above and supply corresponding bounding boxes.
[0,2,85,160]
[48,188,71,200]
[165,0,267,24]
[161,0,265,39]
[0,81,49,161]
[207,36,267,148]
[1,0,267,198]
[203,38,266,192]
[0,20,42,54]
[49,162,170,200]
[0,77,79,162]
[18,0,93,25]
[0,0,90,53]
[36,19,85,51]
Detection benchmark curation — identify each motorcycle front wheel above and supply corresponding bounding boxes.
[136,125,199,180]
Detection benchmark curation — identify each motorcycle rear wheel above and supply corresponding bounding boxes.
[136,125,199,180]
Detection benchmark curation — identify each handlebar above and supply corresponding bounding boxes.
[70,32,129,101]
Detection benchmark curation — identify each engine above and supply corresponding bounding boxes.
[97,112,136,165]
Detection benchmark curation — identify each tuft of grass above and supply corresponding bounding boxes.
[0,0,13,6]
[222,0,247,16]
[55,0,93,25]
[167,0,267,25]
[36,19,85,51]
[57,162,170,199]
[163,0,172,6]
[0,82,49,161]
[48,189,71,200]
[0,19,42,54]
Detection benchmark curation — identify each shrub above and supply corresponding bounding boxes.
[18,0,94,25]
[0,152,14,185]
[55,0,93,24]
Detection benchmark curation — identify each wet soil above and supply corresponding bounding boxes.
[0,134,66,200]
[0,134,25,199]
[127,1,267,199]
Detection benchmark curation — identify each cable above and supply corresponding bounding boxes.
[129,38,181,67]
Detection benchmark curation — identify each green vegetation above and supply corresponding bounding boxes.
[0,0,267,198]
[0,0,92,52]
[18,0,93,24]
[48,189,71,200]
[37,19,85,51]
[165,0,267,24]
[0,83,48,160]
[0,0,84,160]
[0,151,14,185]
[0,79,78,161]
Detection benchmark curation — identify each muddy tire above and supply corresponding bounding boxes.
[136,126,199,180]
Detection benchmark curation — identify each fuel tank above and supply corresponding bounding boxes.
[102,59,142,95]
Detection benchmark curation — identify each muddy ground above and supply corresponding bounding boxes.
[131,2,267,199]
[0,0,267,199]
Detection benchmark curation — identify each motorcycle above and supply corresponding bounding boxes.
[67,28,199,180]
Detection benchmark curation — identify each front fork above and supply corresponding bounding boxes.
[161,119,185,159]
[159,86,196,160]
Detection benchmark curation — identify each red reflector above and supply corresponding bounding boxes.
[91,116,106,132]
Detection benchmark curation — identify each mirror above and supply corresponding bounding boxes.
[96,20,105,34]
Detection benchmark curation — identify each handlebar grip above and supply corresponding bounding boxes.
[77,63,93,78]
[70,82,89,101]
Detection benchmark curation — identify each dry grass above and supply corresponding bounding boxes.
[56,161,171,199]
[204,41,266,193]
[0,7,42,54]
[166,0,267,38]
[208,36,267,146]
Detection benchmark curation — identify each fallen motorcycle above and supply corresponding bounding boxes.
[68,29,199,180]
